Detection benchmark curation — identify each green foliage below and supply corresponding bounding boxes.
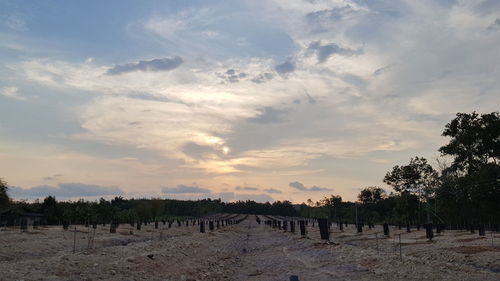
[383,156,438,199]
[358,187,386,204]
[439,111,500,174]
[436,111,500,226]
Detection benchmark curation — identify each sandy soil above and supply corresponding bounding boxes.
[0,216,498,281]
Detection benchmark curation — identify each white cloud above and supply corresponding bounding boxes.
[1,86,28,101]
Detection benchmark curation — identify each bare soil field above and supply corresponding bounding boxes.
[1,216,499,281]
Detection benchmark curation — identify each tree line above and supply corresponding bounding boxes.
[1,111,498,230]
[0,190,299,226]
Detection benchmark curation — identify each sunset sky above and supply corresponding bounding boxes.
[1,0,499,203]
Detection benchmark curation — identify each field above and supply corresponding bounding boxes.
[1,215,499,281]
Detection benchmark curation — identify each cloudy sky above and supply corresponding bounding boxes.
[1,0,499,203]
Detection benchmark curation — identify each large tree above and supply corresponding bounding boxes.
[384,157,438,224]
[383,157,438,199]
[437,112,500,226]
[439,111,500,174]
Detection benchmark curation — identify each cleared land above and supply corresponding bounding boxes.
[1,216,499,281]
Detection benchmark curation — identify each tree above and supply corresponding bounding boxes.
[0,177,10,208]
[384,157,438,224]
[437,111,500,227]
[41,196,60,224]
[322,195,342,220]
[384,157,438,200]
[439,111,500,174]
[358,187,386,204]
[357,187,387,225]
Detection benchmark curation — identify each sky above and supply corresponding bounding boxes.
[1,0,499,203]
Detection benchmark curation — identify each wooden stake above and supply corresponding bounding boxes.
[73,226,77,254]
[398,234,402,261]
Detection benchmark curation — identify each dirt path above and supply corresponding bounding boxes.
[234,220,368,281]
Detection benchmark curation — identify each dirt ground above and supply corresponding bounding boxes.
[0,216,499,281]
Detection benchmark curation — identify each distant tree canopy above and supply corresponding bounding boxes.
[0,177,10,209]
[8,196,299,225]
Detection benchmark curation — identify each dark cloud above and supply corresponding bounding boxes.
[235,186,260,191]
[306,93,317,104]
[289,181,307,190]
[306,5,355,33]
[43,174,63,181]
[289,181,332,192]
[308,41,362,63]
[127,92,173,102]
[251,72,274,83]
[263,188,282,194]
[248,107,289,124]
[373,64,395,76]
[275,59,296,74]
[9,183,124,198]
[161,184,210,194]
[217,69,248,83]
[475,0,500,16]
[487,18,500,30]
[106,56,183,75]
[128,121,141,126]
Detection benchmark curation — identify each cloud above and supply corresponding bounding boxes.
[235,186,259,191]
[161,184,210,194]
[3,14,27,31]
[248,107,289,124]
[43,174,63,181]
[274,58,296,74]
[306,93,317,104]
[217,69,248,83]
[106,56,183,75]
[263,188,282,194]
[307,41,362,63]
[487,18,500,30]
[306,5,356,32]
[182,142,216,159]
[373,64,395,76]
[1,86,28,101]
[289,181,332,192]
[9,183,124,199]
[251,72,274,83]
